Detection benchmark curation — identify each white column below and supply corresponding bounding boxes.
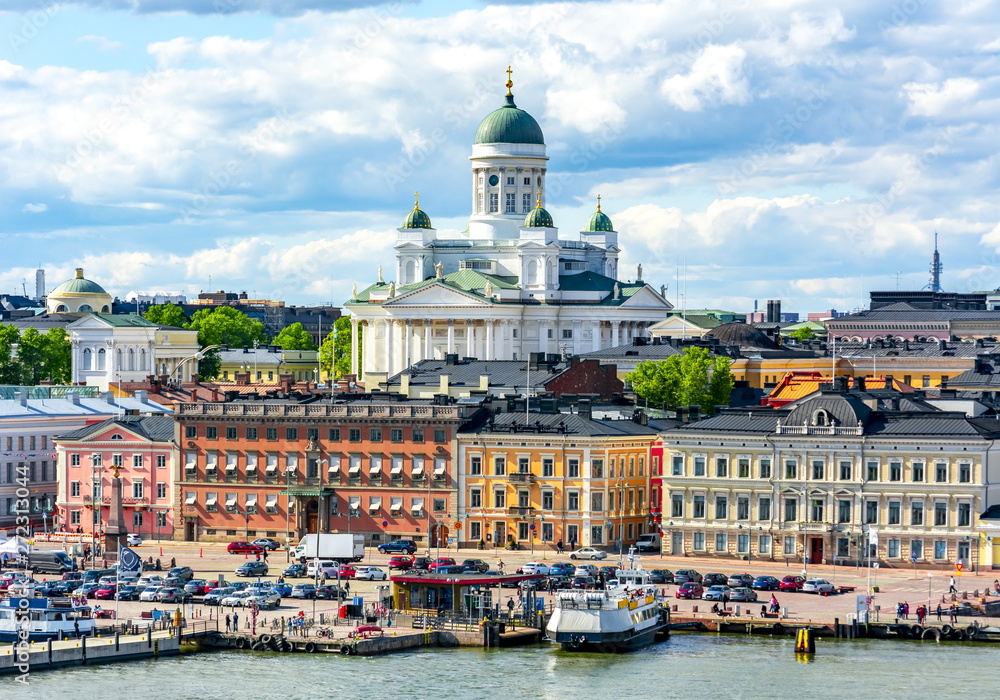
[497,320,507,360]
[423,320,432,360]
[447,320,455,355]
[572,320,582,356]
[485,321,494,361]
[591,321,601,352]
[384,319,394,376]
[404,320,412,369]
[350,319,359,378]
[361,321,372,379]
[465,320,474,358]
[611,321,620,348]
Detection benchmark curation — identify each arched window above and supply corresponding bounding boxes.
[55,304,68,312]
[813,410,830,427]
[78,304,93,313]
[127,348,135,371]
[82,348,92,370]
[404,260,416,285]
[97,348,106,370]
[140,348,147,371]
[526,260,538,285]
[546,259,556,284]
[101,305,110,313]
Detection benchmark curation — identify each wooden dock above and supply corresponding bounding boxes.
[0,628,181,675]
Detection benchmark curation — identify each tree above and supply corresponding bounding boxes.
[41,327,72,384]
[320,316,359,379]
[185,306,268,379]
[15,328,47,384]
[628,346,735,414]
[273,322,316,351]
[143,302,188,328]
[790,326,815,341]
[0,324,21,384]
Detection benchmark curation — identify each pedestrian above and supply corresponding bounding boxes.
[760,604,767,618]
[344,580,350,596]
[993,579,999,595]
[497,559,505,574]
[225,614,231,632]
[949,606,957,624]
[74,619,80,637]
[262,550,268,562]
[557,539,564,554]
[903,601,909,619]
[936,604,943,621]
[916,606,926,625]
[506,597,515,617]
[232,612,239,632]
[949,576,957,594]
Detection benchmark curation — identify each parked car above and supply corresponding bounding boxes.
[730,587,758,602]
[378,539,417,555]
[220,591,251,607]
[315,584,347,601]
[460,559,489,573]
[574,564,598,578]
[355,566,388,581]
[802,578,835,594]
[158,587,193,603]
[252,538,282,551]
[673,570,703,584]
[282,564,307,578]
[727,574,754,589]
[598,566,619,579]
[703,573,729,586]
[137,575,165,587]
[243,591,281,609]
[126,534,143,546]
[236,562,269,577]
[752,576,781,591]
[427,558,456,572]
[61,572,83,582]
[779,575,806,592]
[139,586,163,602]
[548,563,576,577]
[569,547,607,560]
[388,556,414,571]
[411,557,433,571]
[570,576,596,589]
[270,583,292,597]
[184,579,210,596]
[168,566,195,583]
[336,564,358,579]
[290,584,317,599]
[702,585,732,602]
[435,565,467,575]
[203,587,235,606]
[116,585,141,601]
[76,583,102,598]
[675,582,704,599]
[227,541,263,554]
[650,569,674,584]
[93,584,119,600]
[306,560,340,578]
[521,562,550,576]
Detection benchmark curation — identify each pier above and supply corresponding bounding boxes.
[0,627,182,675]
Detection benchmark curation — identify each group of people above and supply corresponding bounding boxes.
[224,612,240,632]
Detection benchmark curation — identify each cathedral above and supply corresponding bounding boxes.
[346,72,673,386]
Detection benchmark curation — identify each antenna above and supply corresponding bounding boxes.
[922,232,943,292]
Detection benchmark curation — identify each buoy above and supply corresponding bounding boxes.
[794,628,816,654]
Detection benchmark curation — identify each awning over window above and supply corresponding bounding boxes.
[328,455,341,472]
[265,455,278,472]
[368,497,382,512]
[434,458,447,475]
[348,457,361,474]
[205,493,218,506]
[411,498,424,512]
[185,491,196,505]
[349,496,361,511]
[412,457,425,476]
[185,453,197,468]
[390,497,403,512]
[225,493,237,506]
[206,453,218,468]
[226,455,237,471]
[265,493,278,507]
[370,456,382,474]
[245,493,258,507]
[390,457,404,475]
[286,454,298,469]
[246,454,258,470]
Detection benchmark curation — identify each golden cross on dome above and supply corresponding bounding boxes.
[536,189,542,207]
[597,194,602,212]
[414,191,420,210]
[505,65,513,95]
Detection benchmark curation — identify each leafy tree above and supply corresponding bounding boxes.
[41,327,72,384]
[185,307,267,379]
[628,346,735,415]
[197,348,222,381]
[790,326,815,341]
[0,324,21,384]
[320,316,359,379]
[16,328,47,384]
[143,302,188,328]
[273,322,317,351]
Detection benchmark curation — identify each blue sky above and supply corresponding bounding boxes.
[1,0,998,315]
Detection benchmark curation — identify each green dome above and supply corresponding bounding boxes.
[585,209,614,232]
[474,94,544,145]
[402,206,432,229]
[524,203,554,228]
[52,268,108,295]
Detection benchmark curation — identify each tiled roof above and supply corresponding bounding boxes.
[56,414,176,442]
[0,396,173,419]
[831,307,1000,322]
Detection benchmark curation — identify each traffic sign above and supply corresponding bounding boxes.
[454,522,462,529]
[381,520,388,527]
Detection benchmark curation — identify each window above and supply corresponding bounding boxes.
[307,458,319,478]
[672,456,683,476]
[567,492,580,511]
[737,497,749,520]
[522,192,531,213]
[888,501,900,525]
[912,462,925,482]
[922,375,931,387]
[810,499,824,522]
[71,454,80,467]
[784,461,797,479]
[959,463,971,483]
[889,462,901,481]
[434,429,446,444]
[759,535,772,554]
[542,491,553,510]
[156,455,166,468]
[505,192,516,213]
[714,496,727,520]
[493,457,506,476]
[71,481,80,497]
[867,461,878,481]
[694,457,705,476]
[671,494,683,518]
[489,193,498,212]
[714,533,727,553]
[206,426,218,440]
[493,490,505,508]
[225,426,237,440]
[266,427,278,441]
[390,428,403,443]
[470,522,482,541]
[715,458,728,478]
[693,495,705,518]
[934,502,947,526]
[784,536,796,555]
[911,539,924,559]
[865,500,878,524]
[958,503,971,527]
[759,459,771,479]
[470,456,482,475]
[783,498,797,522]
[305,428,318,442]
[838,500,851,523]
[691,532,705,550]
[592,459,603,478]
[133,511,143,528]
[470,489,482,508]
[412,429,424,443]
[349,428,361,442]
[759,497,771,521]
[517,457,529,474]
[839,461,852,481]
[589,491,604,512]
[328,428,340,441]
[837,538,850,558]
[369,428,381,442]
[132,480,143,499]
[132,454,143,468]
[910,502,924,526]
[738,459,749,478]
[157,482,167,499]
[70,510,80,525]
[737,534,750,554]
[112,454,123,467]
[811,461,824,480]
[562,329,573,340]
[934,540,947,560]
[888,538,900,558]
[935,463,947,483]
[185,425,197,439]
[567,459,579,478]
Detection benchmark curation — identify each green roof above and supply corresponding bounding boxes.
[523,204,554,228]
[91,314,160,328]
[402,206,432,229]
[584,208,614,232]
[474,93,544,145]
[51,269,108,296]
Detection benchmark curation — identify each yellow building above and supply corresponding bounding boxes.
[457,409,668,552]
[216,346,320,384]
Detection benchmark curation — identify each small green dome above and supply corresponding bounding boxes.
[402,195,432,229]
[474,93,544,145]
[524,202,554,228]
[51,268,108,295]
[585,208,614,232]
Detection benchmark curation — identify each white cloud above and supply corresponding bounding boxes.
[661,44,750,112]
[903,78,980,117]
[21,203,47,213]
[77,35,123,52]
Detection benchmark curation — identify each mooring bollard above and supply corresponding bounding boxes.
[794,628,816,654]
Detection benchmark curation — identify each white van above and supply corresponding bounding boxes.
[305,559,339,578]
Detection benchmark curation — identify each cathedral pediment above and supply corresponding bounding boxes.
[383,283,490,307]
[619,285,674,310]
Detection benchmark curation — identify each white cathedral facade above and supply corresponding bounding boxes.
[346,75,673,386]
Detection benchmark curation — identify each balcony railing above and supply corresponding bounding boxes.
[509,473,536,484]
[775,423,863,436]
[508,506,533,516]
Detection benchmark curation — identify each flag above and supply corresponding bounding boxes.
[118,544,142,573]
[868,530,878,546]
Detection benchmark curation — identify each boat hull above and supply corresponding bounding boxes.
[555,620,668,653]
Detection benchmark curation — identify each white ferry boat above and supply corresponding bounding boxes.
[0,597,96,642]
[546,566,669,653]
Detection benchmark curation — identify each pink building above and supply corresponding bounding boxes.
[56,415,177,544]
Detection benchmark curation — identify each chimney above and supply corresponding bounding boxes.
[235,372,250,386]
[103,391,116,405]
[68,391,80,405]
[632,408,647,425]
[688,405,701,422]
[884,375,894,389]
[479,375,489,392]
[445,353,459,366]
[855,376,866,392]
[14,391,26,407]
[439,374,450,395]
[135,390,148,404]
[279,373,293,393]
[766,299,781,323]
[400,373,410,395]
[578,399,592,421]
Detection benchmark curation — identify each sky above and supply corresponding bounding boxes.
[0,0,998,316]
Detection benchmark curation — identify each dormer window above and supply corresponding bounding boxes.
[813,410,831,427]
[110,434,124,440]
[459,259,496,273]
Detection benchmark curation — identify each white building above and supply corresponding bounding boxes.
[346,75,673,386]
[124,291,187,305]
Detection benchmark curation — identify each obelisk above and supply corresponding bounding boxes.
[104,466,128,559]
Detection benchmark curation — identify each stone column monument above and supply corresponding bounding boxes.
[103,466,128,559]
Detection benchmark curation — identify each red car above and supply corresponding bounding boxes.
[203,579,224,594]
[388,556,414,570]
[675,582,704,599]
[93,585,118,600]
[227,541,264,554]
[428,557,456,572]
[337,565,357,579]
[779,575,805,592]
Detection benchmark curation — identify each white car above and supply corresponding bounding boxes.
[569,547,607,561]
[521,562,550,575]
[139,586,163,602]
[305,559,339,578]
[243,591,281,609]
[802,578,835,594]
[220,591,252,607]
[126,534,143,546]
[137,575,165,587]
[354,566,388,581]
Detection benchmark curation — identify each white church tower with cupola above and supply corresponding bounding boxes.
[346,69,673,386]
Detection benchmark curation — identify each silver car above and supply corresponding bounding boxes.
[729,587,758,602]
[701,585,732,601]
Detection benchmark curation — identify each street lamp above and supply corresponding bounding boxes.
[927,571,933,608]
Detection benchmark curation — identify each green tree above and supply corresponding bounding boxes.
[15,328,47,384]
[273,322,317,351]
[143,302,188,328]
[627,346,735,415]
[626,356,681,408]
[707,355,735,411]
[185,307,267,379]
[41,327,72,384]
[0,324,21,384]
[790,326,815,341]
[320,316,359,379]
